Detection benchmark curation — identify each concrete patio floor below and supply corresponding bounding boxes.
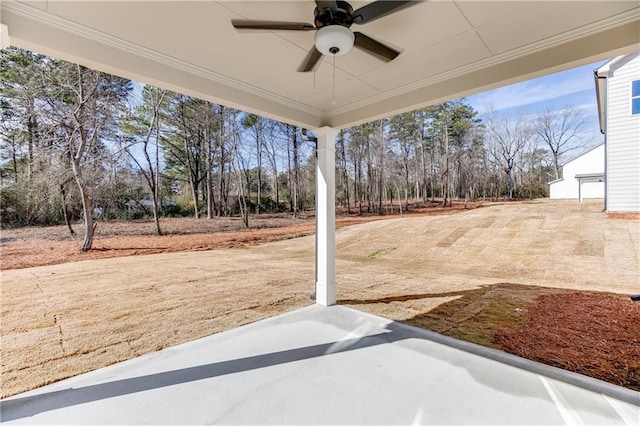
[1,305,638,425]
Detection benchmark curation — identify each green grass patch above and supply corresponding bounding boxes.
[367,246,398,259]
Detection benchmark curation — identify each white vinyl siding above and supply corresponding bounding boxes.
[606,55,640,212]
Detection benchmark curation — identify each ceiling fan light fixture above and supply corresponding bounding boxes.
[314,25,354,56]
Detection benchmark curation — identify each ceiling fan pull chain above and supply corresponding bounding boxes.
[331,55,336,105]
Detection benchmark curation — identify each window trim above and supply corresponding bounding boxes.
[631,79,640,116]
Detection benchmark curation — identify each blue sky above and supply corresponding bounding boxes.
[466,60,607,145]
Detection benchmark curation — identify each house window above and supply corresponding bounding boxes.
[632,80,640,115]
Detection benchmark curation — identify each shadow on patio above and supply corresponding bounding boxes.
[1,304,638,424]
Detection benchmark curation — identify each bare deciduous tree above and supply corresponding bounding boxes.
[535,106,593,180]
[122,86,167,235]
[50,63,131,250]
[485,110,534,199]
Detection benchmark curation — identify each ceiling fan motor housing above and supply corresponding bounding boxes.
[314,1,355,28]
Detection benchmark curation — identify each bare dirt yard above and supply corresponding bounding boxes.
[1,199,639,398]
[0,203,469,270]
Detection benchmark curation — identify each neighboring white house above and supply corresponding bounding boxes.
[549,144,605,201]
[594,53,640,213]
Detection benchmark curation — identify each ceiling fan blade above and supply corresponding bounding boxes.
[352,0,417,24]
[353,32,400,62]
[298,47,324,72]
[232,20,316,31]
[315,1,338,11]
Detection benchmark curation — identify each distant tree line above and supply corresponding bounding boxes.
[1,48,594,250]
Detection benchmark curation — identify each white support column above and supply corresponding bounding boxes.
[314,126,339,306]
[1,24,11,50]
[578,178,583,203]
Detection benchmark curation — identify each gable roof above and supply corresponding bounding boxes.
[562,142,604,166]
[594,53,640,134]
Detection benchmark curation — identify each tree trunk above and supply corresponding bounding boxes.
[190,181,200,218]
[60,183,75,237]
[26,98,36,181]
[218,144,226,217]
[236,168,250,229]
[378,122,384,215]
[339,132,351,214]
[234,150,249,228]
[206,123,214,219]
[69,64,96,251]
[443,119,450,207]
[506,164,514,199]
[151,197,162,235]
[404,163,409,211]
[10,136,19,182]
[286,127,294,214]
[421,142,427,202]
[291,125,300,217]
[356,159,363,214]
[217,106,226,217]
[178,99,200,219]
[256,128,262,214]
[366,135,372,213]
[141,113,163,235]
[153,121,163,235]
[71,158,93,251]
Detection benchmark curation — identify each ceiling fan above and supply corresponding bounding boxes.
[232,1,418,72]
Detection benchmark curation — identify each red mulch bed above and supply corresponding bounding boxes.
[494,292,640,391]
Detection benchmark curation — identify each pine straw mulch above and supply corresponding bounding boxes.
[494,292,640,391]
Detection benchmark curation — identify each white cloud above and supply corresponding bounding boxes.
[467,62,605,114]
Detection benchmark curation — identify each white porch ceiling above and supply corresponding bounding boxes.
[2,1,639,129]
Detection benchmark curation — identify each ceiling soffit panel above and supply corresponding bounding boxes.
[344,1,471,57]
[301,78,379,111]
[359,31,491,92]
[2,1,639,130]
[475,1,640,54]
[454,1,535,28]
[44,1,343,109]
[1,2,325,128]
